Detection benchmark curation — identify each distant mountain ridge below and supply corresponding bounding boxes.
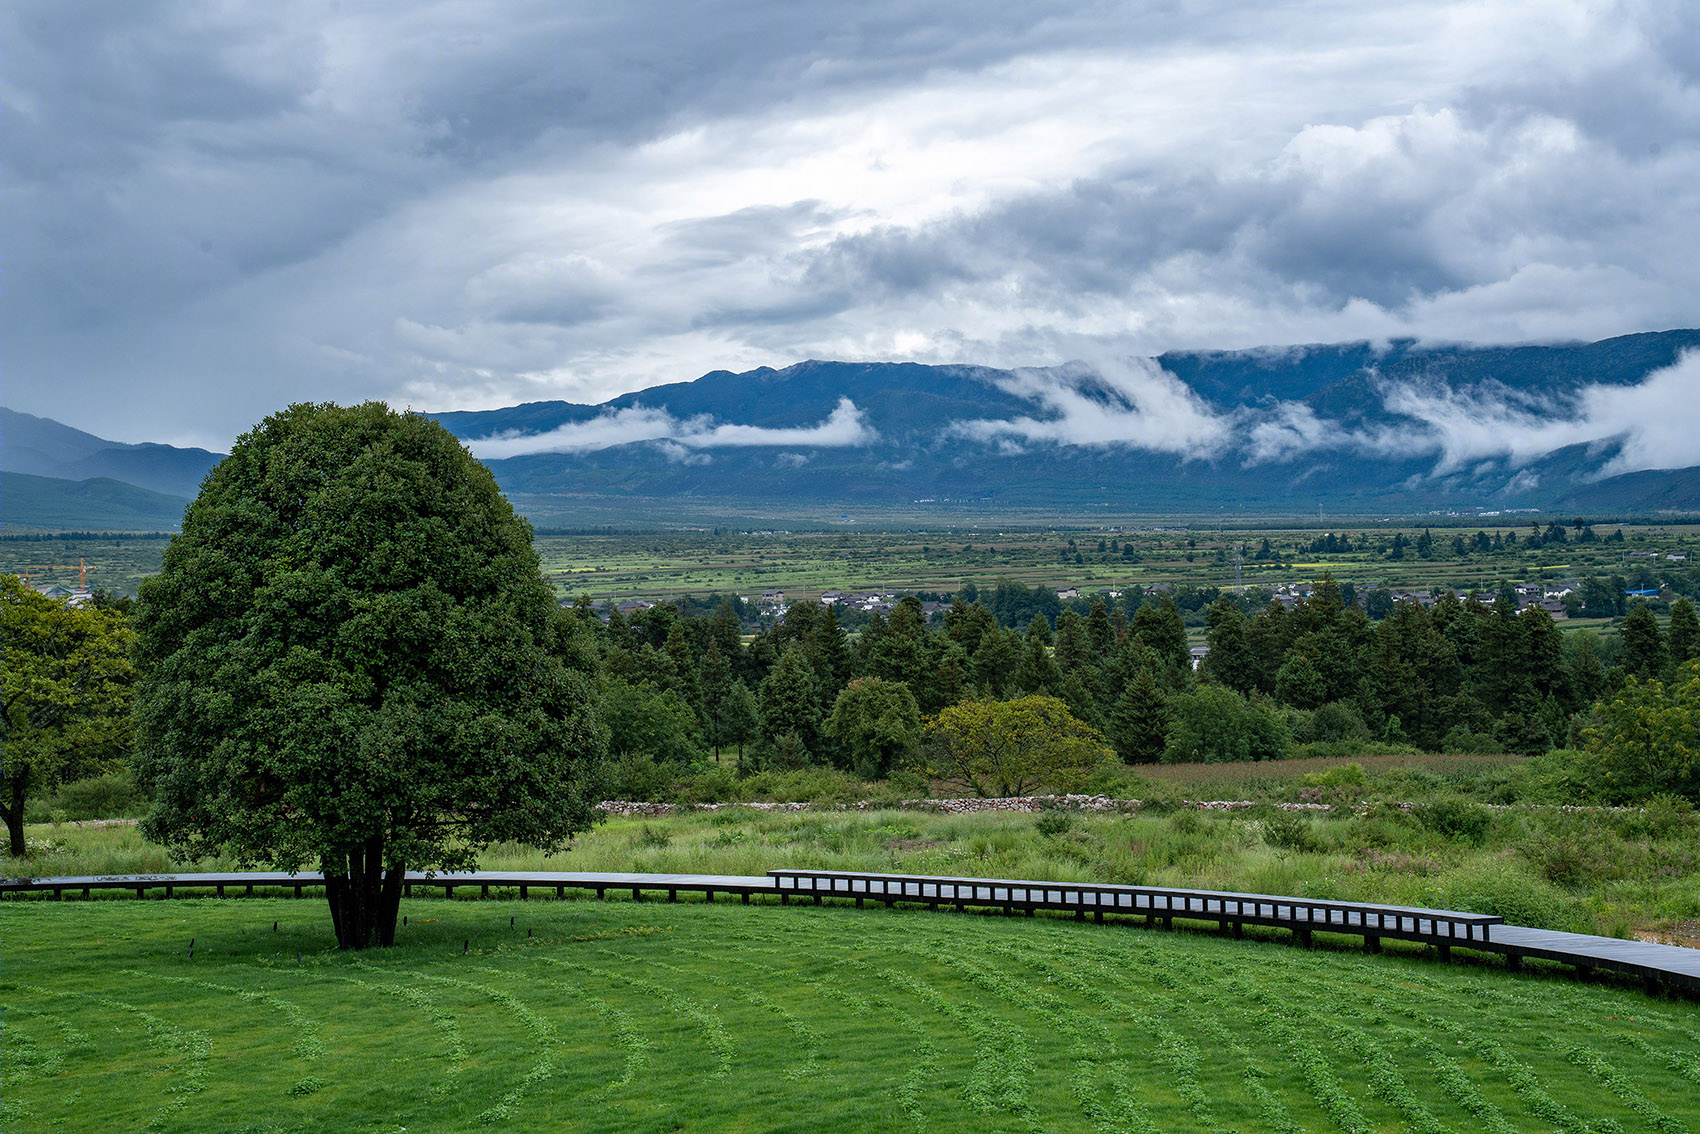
[7,330,1700,529]
[434,330,1700,518]
[2,408,224,499]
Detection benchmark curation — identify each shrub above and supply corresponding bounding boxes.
[1624,793,1696,839]
[677,762,739,804]
[49,771,147,820]
[1439,727,1501,755]
[1079,762,1149,798]
[1261,811,1323,853]
[1447,859,1583,931]
[1163,685,1291,763]
[1034,809,1074,837]
[1509,749,1606,804]
[1582,661,1700,803]
[604,753,675,801]
[1294,701,1371,745]
[738,766,865,804]
[1410,799,1494,845]
[1168,808,1202,835]
[1302,762,1367,789]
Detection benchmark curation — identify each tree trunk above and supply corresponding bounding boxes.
[324,834,405,949]
[3,769,30,858]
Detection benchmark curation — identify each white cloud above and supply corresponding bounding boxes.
[939,348,1700,478]
[467,396,876,459]
[6,1,1699,446]
[1374,348,1700,477]
[945,357,1231,457]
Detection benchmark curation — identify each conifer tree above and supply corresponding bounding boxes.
[1108,669,1170,763]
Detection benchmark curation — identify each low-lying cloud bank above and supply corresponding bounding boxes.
[465,350,1700,481]
[468,396,875,458]
[946,358,1231,457]
[949,349,1700,478]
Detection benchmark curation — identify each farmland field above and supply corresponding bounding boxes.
[5,522,1693,610]
[5,892,1699,1132]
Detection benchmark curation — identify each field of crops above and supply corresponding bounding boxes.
[5,892,1698,1132]
[8,521,1691,608]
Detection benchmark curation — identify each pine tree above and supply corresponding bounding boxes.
[1667,598,1699,669]
[757,643,821,756]
[1015,630,1062,695]
[1620,604,1665,680]
[971,628,1021,697]
[1108,670,1170,763]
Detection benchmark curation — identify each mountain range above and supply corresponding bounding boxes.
[7,330,1700,530]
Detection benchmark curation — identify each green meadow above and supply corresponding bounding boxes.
[7,890,1700,1133]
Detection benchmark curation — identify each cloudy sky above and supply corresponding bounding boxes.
[6,0,1697,451]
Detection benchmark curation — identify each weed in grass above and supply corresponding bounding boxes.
[129,970,325,1062]
[1561,1042,1690,1134]
[322,971,469,1095]
[1035,809,1074,837]
[19,983,211,1131]
[543,956,735,1079]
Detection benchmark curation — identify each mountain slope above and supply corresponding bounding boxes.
[8,330,1698,528]
[2,471,190,530]
[434,330,1700,517]
[1,408,224,498]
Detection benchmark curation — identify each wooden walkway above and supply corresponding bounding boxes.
[6,867,1697,994]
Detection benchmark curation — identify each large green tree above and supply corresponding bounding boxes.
[922,695,1109,797]
[1582,661,1700,803]
[1,576,137,856]
[132,403,605,949]
[823,677,922,780]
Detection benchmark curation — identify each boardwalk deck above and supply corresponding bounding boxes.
[6,867,1697,993]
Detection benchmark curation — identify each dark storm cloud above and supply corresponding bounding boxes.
[5,1,1697,450]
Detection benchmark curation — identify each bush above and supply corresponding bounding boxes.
[1164,685,1291,763]
[1079,762,1150,798]
[1034,808,1074,837]
[45,771,147,820]
[1168,808,1202,835]
[1582,661,1700,803]
[1508,749,1606,804]
[1621,793,1696,839]
[1302,762,1367,789]
[1410,799,1495,845]
[676,762,740,804]
[1447,859,1583,931]
[1294,701,1371,745]
[602,754,676,801]
[738,766,866,804]
[1261,811,1324,853]
[1439,727,1502,755]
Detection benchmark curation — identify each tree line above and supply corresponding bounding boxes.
[575,575,1699,794]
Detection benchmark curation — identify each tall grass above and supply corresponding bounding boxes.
[14,799,1700,938]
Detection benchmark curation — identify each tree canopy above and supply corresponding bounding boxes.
[132,402,605,948]
[922,695,1109,797]
[1,576,136,856]
[823,677,921,780]
[1582,661,1700,804]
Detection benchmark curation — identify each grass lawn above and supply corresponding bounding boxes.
[6,891,1700,1132]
